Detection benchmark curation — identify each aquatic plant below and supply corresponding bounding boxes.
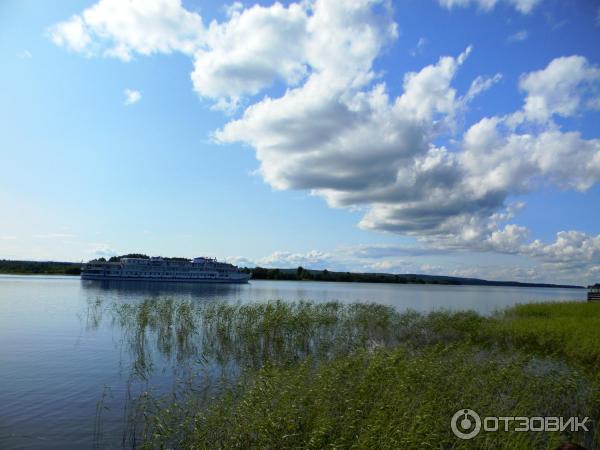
[138,345,598,449]
[90,299,600,449]
[485,301,600,366]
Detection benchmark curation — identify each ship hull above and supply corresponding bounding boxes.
[81,273,250,283]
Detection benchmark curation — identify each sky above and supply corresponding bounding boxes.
[1,0,600,284]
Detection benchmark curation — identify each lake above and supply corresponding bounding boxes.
[0,275,586,449]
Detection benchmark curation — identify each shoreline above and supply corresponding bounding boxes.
[0,269,584,289]
[0,258,585,289]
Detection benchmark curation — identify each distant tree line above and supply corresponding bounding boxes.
[242,266,462,285]
[0,260,81,275]
[0,258,582,288]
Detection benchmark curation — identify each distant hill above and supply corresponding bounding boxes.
[244,266,583,289]
[0,259,584,289]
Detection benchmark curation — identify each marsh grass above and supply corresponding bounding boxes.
[112,299,202,379]
[484,301,600,367]
[94,298,600,449]
[149,347,596,449]
[199,300,410,367]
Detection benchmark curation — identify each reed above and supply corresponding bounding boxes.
[95,299,600,449]
[485,301,600,367]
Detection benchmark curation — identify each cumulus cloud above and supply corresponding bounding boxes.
[191,2,310,110]
[194,0,397,110]
[514,55,600,123]
[50,15,92,53]
[462,121,600,193]
[84,244,119,258]
[349,226,600,282]
[481,228,600,282]
[225,256,256,267]
[438,0,542,14]
[526,231,600,264]
[48,0,204,61]
[123,88,142,105]
[258,250,333,269]
[217,46,472,202]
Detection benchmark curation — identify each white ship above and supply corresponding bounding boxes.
[81,256,251,283]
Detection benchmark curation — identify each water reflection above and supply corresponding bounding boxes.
[82,278,586,317]
[81,279,245,299]
[79,278,586,384]
[85,296,409,381]
[85,295,419,447]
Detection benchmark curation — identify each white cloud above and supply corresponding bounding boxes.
[347,226,600,283]
[396,46,471,123]
[464,73,502,103]
[461,121,600,193]
[191,2,310,110]
[89,244,118,257]
[48,0,204,61]
[525,231,600,264]
[363,259,413,273]
[193,0,398,110]
[224,256,256,267]
[507,30,528,43]
[258,250,333,269]
[516,55,600,123]
[438,0,542,14]
[49,14,92,53]
[217,46,471,202]
[124,88,142,105]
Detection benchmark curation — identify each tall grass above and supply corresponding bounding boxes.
[107,299,485,374]
[141,345,597,449]
[485,301,600,367]
[92,298,600,449]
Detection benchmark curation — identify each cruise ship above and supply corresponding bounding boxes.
[81,256,251,283]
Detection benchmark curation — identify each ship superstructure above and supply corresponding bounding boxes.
[81,257,250,283]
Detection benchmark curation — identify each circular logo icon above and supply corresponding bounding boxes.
[451,409,481,440]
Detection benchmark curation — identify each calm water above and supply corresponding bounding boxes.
[0,275,585,449]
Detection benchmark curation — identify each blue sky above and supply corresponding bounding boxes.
[1,0,600,284]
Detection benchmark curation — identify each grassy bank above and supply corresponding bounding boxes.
[486,302,600,367]
[100,300,599,449]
